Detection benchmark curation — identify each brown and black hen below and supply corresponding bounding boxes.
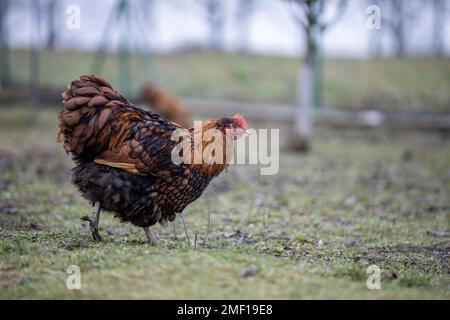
[58,75,248,244]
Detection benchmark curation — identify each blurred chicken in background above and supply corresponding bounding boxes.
[140,83,191,128]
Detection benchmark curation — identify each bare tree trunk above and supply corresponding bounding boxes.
[294,59,314,151]
[369,30,383,58]
[393,26,405,57]
[46,0,57,49]
[0,0,10,89]
[287,0,347,152]
[29,0,41,117]
[236,0,254,52]
[206,0,224,50]
[432,0,445,57]
[292,27,317,151]
[391,0,405,57]
[367,0,383,58]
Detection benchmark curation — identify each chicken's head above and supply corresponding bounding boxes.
[222,114,248,140]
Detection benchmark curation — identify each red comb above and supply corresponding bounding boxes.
[233,114,248,130]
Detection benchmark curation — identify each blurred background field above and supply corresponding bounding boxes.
[4,49,450,112]
[0,0,449,299]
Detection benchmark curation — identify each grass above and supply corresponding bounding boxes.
[0,107,449,299]
[5,49,450,112]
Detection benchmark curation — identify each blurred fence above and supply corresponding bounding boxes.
[183,98,450,131]
[2,83,449,131]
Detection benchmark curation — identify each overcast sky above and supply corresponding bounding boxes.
[6,0,450,58]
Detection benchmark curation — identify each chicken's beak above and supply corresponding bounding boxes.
[225,127,246,140]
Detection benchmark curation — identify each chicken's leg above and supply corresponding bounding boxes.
[143,227,158,246]
[88,202,102,241]
[89,202,102,241]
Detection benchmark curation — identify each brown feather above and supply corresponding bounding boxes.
[88,95,108,107]
[75,86,100,96]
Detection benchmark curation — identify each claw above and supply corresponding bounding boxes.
[143,227,158,246]
[89,217,102,242]
[84,202,102,241]
[91,229,103,242]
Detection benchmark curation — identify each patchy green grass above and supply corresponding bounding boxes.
[6,49,450,112]
[0,107,449,299]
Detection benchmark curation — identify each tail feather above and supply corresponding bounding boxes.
[57,75,131,161]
